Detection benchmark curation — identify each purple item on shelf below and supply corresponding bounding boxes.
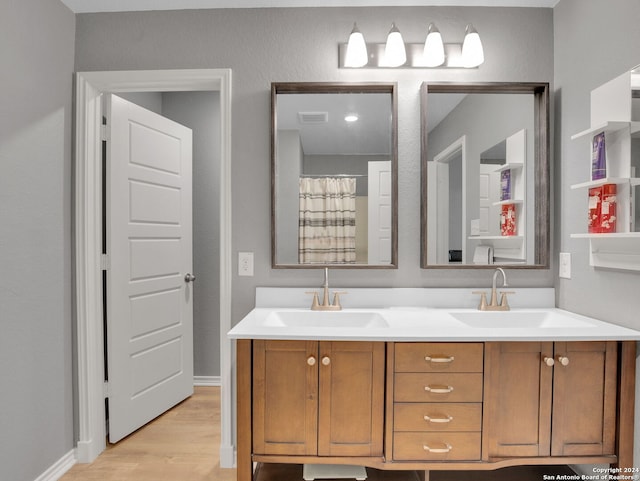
[591,132,606,180]
[500,169,511,201]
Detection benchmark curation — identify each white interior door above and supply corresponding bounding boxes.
[479,164,501,235]
[367,161,392,264]
[105,94,194,443]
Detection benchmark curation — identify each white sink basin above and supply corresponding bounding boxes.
[263,310,389,329]
[449,310,596,329]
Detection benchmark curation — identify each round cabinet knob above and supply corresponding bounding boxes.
[543,356,555,367]
[557,356,570,366]
[321,356,331,366]
[184,273,196,283]
[307,356,316,366]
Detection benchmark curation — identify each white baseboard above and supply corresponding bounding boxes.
[219,444,236,469]
[34,449,76,481]
[194,375,221,386]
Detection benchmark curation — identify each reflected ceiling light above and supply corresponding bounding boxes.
[423,23,445,67]
[344,114,359,122]
[461,24,484,68]
[384,23,406,67]
[344,23,368,68]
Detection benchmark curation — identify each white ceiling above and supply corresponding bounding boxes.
[60,0,558,14]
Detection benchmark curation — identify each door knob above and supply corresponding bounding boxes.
[184,273,196,283]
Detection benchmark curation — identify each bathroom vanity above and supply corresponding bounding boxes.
[229,288,639,481]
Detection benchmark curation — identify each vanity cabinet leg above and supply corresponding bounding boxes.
[237,339,253,481]
[614,341,636,471]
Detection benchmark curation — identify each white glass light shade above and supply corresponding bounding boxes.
[462,24,484,68]
[384,23,406,67]
[423,23,445,67]
[345,23,368,68]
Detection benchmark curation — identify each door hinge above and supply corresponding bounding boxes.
[103,381,110,398]
[100,124,109,142]
[101,254,110,271]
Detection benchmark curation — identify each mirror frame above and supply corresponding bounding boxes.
[271,82,399,269]
[420,82,550,269]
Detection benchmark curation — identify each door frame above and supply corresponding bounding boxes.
[74,69,233,466]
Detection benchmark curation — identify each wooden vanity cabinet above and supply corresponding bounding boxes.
[237,338,635,481]
[252,340,385,457]
[484,341,618,459]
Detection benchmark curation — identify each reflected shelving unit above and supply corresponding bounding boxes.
[570,69,640,271]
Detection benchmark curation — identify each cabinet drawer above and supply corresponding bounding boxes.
[393,432,481,461]
[394,403,482,432]
[395,343,483,373]
[395,373,483,402]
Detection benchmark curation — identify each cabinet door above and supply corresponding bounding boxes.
[317,341,385,456]
[484,342,554,457]
[551,341,617,456]
[253,340,318,455]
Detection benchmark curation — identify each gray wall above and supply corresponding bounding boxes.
[553,0,640,465]
[161,91,222,377]
[74,6,555,336]
[0,0,75,480]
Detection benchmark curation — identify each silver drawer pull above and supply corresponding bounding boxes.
[424,414,453,423]
[424,384,454,394]
[425,355,455,363]
[423,443,452,454]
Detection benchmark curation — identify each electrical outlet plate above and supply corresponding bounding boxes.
[238,252,254,277]
[559,252,571,279]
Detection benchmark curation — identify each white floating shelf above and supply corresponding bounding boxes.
[570,121,640,140]
[571,232,640,271]
[471,235,524,240]
[493,199,524,206]
[571,232,640,239]
[495,163,524,173]
[570,177,630,189]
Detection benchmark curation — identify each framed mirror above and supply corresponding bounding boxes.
[272,82,398,268]
[421,82,549,268]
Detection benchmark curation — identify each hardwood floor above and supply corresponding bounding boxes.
[60,386,577,481]
[60,386,236,481]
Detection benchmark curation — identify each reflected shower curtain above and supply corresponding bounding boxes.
[299,177,357,264]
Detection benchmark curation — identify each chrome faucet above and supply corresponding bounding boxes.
[473,267,514,311]
[306,268,345,311]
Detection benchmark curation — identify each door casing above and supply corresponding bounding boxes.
[74,69,233,466]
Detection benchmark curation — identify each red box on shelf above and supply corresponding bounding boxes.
[501,203,517,236]
[588,186,601,233]
[600,184,617,233]
[587,184,617,233]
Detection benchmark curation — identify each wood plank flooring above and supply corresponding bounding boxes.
[60,386,236,481]
[60,386,578,481]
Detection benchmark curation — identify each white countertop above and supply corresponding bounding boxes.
[228,307,640,342]
[227,288,640,342]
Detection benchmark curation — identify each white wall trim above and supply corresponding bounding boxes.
[74,69,233,465]
[34,450,76,481]
[194,376,221,386]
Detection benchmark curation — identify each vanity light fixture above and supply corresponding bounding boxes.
[423,23,445,67]
[461,24,484,68]
[383,22,407,67]
[344,23,368,68]
[339,21,484,69]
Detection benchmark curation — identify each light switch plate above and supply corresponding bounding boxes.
[238,252,254,277]
[559,252,571,279]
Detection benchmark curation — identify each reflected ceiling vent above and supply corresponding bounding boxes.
[298,111,328,124]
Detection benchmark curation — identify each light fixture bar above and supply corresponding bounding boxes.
[339,43,477,69]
